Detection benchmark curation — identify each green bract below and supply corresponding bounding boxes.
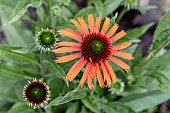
[122,0,139,9]
[109,79,125,95]
[35,28,58,52]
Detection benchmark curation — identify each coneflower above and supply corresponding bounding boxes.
[53,14,133,89]
[35,28,58,52]
[23,78,50,109]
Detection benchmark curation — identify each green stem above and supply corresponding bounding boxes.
[43,107,49,113]
[116,8,128,23]
[40,51,45,77]
[38,107,47,113]
[37,107,48,113]
[137,52,155,76]
[90,80,97,96]
[51,16,57,28]
[38,108,42,113]
[146,51,154,60]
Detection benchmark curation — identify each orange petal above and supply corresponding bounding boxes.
[79,63,92,87]
[106,23,119,38]
[88,14,94,33]
[96,63,105,87]
[70,19,84,34]
[110,30,126,43]
[109,56,130,72]
[101,61,111,87]
[92,63,97,80]
[94,16,101,33]
[55,53,81,63]
[112,41,132,50]
[66,57,86,81]
[65,28,82,37]
[112,51,134,60]
[88,68,93,90]
[52,47,80,53]
[104,61,116,83]
[101,17,110,35]
[77,17,89,34]
[56,42,81,48]
[58,29,82,42]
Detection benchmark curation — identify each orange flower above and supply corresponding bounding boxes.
[53,14,133,89]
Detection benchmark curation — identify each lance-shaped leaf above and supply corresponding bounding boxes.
[0,46,39,65]
[46,88,87,107]
[43,60,69,86]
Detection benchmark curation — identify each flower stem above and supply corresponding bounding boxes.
[40,51,45,77]
[42,107,49,113]
[116,8,128,23]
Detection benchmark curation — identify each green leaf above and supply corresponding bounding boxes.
[1,6,34,46]
[74,6,96,19]
[125,22,154,40]
[103,106,119,113]
[61,60,76,73]
[67,2,79,15]
[49,77,66,100]
[19,66,40,75]
[138,5,157,12]
[131,47,143,70]
[12,43,37,54]
[0,63,31,82]
[154,9,170,38]
[165,110,170,113]
[149,9,170,55]
[0,46,39,65]
[103,102,136,113]
[124,86,147,96]
[114,23,153,45]
[0,0,18,8]
[43,60,69,86]
[8,102,35,113]
[75,0,122,19]
[65,102,78,113]
[61,6,73,19]
[150,29,170,55]
[149,72,170,97]
[35,5,47,31]
[137,50,170,78]
[81,96,98,113]
[2,0,42,26]
[93,0,103,17]
[120,90,170,112]
[0,100,13,112]
[80,106,88,113]
[12,80,28,101]
[102,0,123,18]
[46,88,87,107]
[147,51,170,72]
[94,85,105,96]
[0,78,18,101]
[57,0,71,6]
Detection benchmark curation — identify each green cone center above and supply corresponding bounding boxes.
[113,82,121,90]
[39,32,55,46]
[90,40,104,53]
[30,86,44,100]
